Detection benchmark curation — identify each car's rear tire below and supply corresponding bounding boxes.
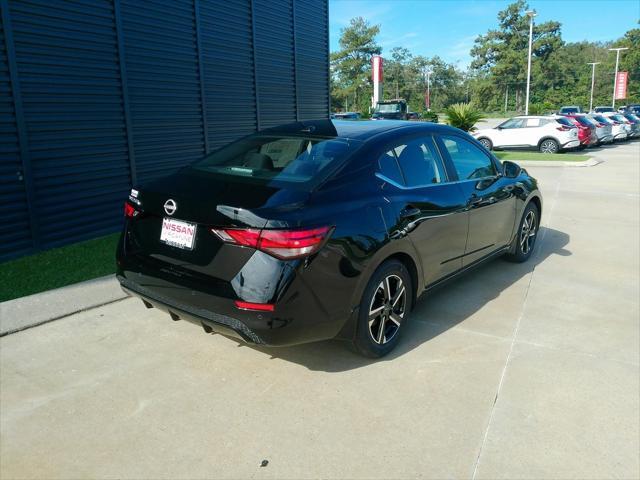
[505,202,539,263]
[539,138,559,153]
[351,260,413,358]
[478,138,493,151]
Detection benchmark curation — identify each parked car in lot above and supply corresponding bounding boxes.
[331,112,361,120]
[584,114,614,144]
[602,112,634,140]
[619,104,640,115]
[559,106,583,114]
[620,112,640,138]
[594,106,616,113]
[598,113,629,141]
[472,115,579,153]
[562,114,598,148]
[117,120,542,357]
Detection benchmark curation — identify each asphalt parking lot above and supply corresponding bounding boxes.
[1,142,639,479]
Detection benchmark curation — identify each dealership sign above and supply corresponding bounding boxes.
[615,71,628,100]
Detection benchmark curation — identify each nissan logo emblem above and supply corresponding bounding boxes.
[164,199,177,216]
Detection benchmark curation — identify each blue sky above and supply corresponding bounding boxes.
[329,0,640,67]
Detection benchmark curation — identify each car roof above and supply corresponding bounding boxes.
[259,119,462,141]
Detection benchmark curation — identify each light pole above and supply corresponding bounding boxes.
[608,47,628,108]
[587,62,600,112]
[524,10,537,115]
[423,68,432,111]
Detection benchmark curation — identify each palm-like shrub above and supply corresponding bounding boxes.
[422,111,439,123]
[444,103,485,132]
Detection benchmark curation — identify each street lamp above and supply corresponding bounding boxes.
[587,62,600,112]
[423,68,433,111]
[608,47,628,108]
[524,10,537,115]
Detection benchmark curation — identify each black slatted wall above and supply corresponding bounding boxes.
[0,0,329,261]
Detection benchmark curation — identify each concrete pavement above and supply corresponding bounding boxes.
[1,142,638,479]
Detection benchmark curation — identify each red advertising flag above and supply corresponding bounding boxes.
[615,71,628,100]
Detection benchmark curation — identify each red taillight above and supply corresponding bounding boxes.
[234,301,275,312]
[211,226,332,259]
[124,201,139,218]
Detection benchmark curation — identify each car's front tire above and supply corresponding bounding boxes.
[505,202,539,263]
[539,138,559,153]
[351,260,413,358]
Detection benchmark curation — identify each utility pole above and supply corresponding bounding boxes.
[504,84,509,113]
[524,10,537,115]
[587,62,600,112]
[608,47,628,108]
[424,68,432,111]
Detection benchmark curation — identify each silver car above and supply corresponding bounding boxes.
[586,114,614,144]
[601,112,631,141]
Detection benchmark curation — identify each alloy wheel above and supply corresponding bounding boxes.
[520,210,537,255]
[540,139,558,153]
[368,274,407,345]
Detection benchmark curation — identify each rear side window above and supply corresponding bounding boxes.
[441,135,496,180]
[575,117,595,128]
[556,117,575,127]
[378,151,404,185]
[192,135,361,188]
[378,137,447,187]
[525,118,547,127]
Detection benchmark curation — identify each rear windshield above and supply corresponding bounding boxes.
[611,115,627,123]
[376,104,401,113]
[555,117,575,127]
[592,115,608,123]
[561,107,579,113]
[574,116,595,128]
[191,135,361,188]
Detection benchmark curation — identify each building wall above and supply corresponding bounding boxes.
[0,0,329,261]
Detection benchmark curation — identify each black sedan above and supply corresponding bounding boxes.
[117,120,542,357]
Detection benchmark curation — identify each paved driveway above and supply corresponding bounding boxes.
[1,142,638,479]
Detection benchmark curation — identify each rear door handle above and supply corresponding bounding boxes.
[400,206,420,218]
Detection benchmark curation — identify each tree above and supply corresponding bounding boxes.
[330,17,381,113]
[386,47,412,99]
[615,26,640,103]
[469,0,562,111]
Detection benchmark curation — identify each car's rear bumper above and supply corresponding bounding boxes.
[116,234,351,346]
[118,276,265,343]
[562,140,580,149]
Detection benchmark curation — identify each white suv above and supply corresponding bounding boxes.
[472,116,580,153]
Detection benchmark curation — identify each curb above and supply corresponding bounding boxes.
[516,158,601,168]
[0,274,128,336]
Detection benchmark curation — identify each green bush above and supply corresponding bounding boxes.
[422,111,439,123]
[444,103,485,132]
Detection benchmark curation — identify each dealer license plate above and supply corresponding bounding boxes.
[160,217,196,250]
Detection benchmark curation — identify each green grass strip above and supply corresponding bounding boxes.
[0,233,120,303]
[494,151,588,162]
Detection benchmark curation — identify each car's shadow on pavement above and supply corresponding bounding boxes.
[238,226,571,372]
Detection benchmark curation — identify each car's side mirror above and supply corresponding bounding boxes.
[496,126,503,130]
[502,160,521,178]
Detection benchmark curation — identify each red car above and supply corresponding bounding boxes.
[562,114,598,148]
